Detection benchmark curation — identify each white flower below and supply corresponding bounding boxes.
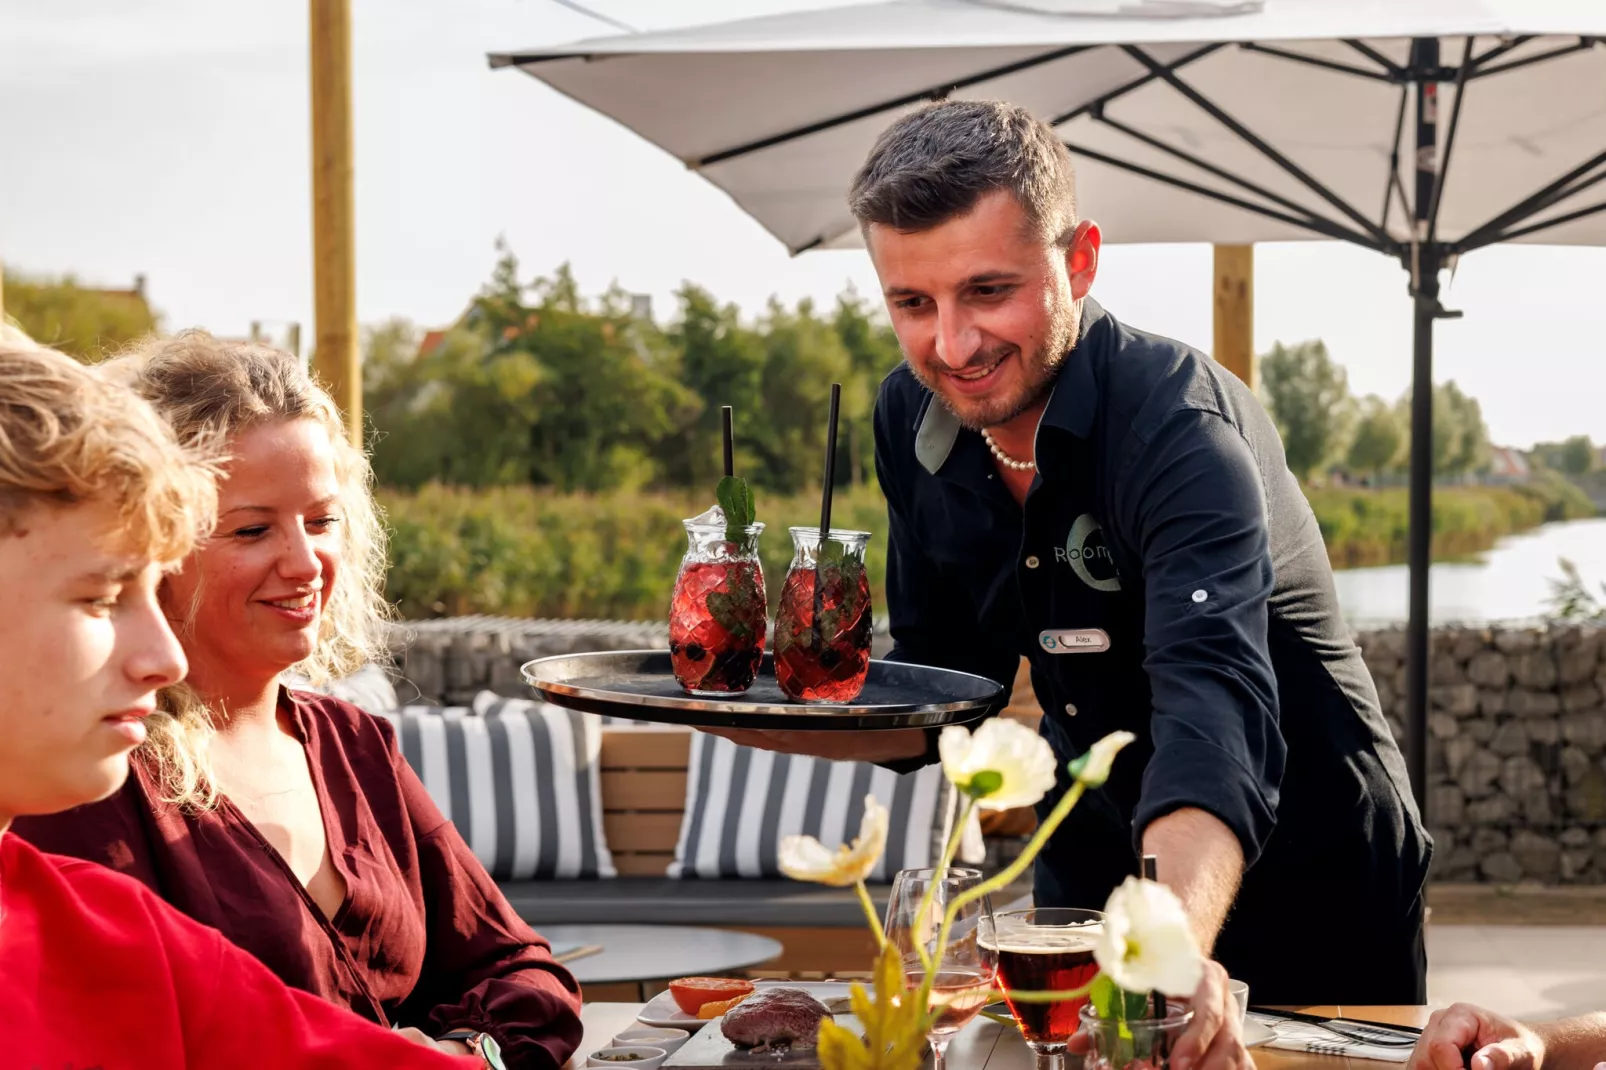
[938,719,1057,811]
[1068,731,1137,788]
[779,795,889,886]
[1094,877,1205,997]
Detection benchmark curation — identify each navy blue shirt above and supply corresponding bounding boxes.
[874,300,1430,1003]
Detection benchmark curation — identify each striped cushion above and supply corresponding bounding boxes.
[383,701,616,880]
[669,733,955,882]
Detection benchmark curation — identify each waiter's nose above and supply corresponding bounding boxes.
[933,304,981,371]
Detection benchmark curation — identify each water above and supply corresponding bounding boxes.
[1332,517,1606,627]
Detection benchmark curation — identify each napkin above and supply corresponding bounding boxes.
[1249,1014,1413,1063]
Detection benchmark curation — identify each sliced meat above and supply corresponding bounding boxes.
[720,987,831,1052]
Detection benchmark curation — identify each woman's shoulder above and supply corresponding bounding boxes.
[284,687,401,757]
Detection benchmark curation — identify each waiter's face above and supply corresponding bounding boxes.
[866,189,1100,430]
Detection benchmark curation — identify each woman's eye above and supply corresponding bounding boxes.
[82,593,120,613]
[232,525,270,538]
[310,516,342,531]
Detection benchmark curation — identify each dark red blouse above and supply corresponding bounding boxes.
[13,689,582,1070]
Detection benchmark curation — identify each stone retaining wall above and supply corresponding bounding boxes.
[1359,624,1606,885]
[389,617,1606,884]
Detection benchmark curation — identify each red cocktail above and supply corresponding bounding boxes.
[669,515,766,696]
[773,526,872,703]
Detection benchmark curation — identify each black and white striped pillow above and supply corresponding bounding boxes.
[669,733,954,882]
[383,701,616,880]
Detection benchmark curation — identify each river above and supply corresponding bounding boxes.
[1331,517,1606,627]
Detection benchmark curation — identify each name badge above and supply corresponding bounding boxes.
[1039,629,1111,654]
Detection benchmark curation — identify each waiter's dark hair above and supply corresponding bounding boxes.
[849,100,1078,245]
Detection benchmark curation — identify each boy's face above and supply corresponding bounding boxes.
[0,500,186,827]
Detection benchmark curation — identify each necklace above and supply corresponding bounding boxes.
[981,429,1036,472]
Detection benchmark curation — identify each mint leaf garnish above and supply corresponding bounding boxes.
[716,476,755,544]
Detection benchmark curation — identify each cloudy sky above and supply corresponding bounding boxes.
[2,0,1602,447]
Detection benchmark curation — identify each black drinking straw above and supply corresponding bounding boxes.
[813,384,842,648]
[721,405,735,478]
[1142,854,1164,1020]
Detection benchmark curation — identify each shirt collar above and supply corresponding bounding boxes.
[913,297,1109,475]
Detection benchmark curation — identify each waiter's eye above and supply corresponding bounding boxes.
[973,284,1014,299]
[893,295,929,311]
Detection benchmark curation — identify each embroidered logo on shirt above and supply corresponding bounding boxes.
[1057,513,1122,592]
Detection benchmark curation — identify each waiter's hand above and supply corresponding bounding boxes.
[1408,1004,1545,1070]
[1172,960,1252,1070]
[700,727,929,763]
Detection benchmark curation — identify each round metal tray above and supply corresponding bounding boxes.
[521,650,1002,730]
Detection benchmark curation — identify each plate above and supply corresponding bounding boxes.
[636,981,854,1030]
[524,651,1003,730]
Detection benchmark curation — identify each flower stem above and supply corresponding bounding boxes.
[854,880,887,950]
[987,982,1095,1004]
[908,795,977,974]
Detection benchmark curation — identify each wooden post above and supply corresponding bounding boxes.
[1212,244,1255,391]
[310,0,361,446]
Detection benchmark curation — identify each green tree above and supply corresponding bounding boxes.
[3,271,158,361]
[660,283,764,488]
[1259,339,1355,482]
[831,288,903,486]
[1346,395,1402,481]
[752,298,863,494]
[1559,435,1597,475]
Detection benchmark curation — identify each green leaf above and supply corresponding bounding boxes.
[1088,973,1121,1021]
[965,770,1004,799]
[716,475,755,543]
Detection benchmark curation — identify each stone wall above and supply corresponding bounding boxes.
[1358,624,1606,885]
[388,616,1606,884]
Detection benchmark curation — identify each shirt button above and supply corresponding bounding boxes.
[1064,703,1078,717]
[1192,589,1208,603]
[1025,555,1041,569]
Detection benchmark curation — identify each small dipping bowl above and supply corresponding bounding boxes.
[587,1045,668,1070]
[612,1027,690,1055]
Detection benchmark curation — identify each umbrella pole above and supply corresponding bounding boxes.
[1403,38,1442,818]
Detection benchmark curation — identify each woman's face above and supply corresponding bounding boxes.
[164,418,343,694]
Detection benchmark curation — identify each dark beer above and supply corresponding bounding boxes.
[984,929,1102,1045]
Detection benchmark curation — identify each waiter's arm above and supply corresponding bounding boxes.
[1122,409,1285,948]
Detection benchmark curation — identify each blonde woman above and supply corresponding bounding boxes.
[16,332,580,1069]
[0,336,470,1067]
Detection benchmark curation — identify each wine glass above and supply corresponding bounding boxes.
[991,908,1107,1070]
[884,867,997,1070]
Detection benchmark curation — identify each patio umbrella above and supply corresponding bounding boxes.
[491,0,1606,815]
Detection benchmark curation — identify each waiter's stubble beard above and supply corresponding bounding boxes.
[904,296,1082,432]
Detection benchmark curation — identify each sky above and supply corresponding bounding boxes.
[2,0,1603,449]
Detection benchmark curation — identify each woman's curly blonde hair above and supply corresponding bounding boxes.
[106,330,392,809]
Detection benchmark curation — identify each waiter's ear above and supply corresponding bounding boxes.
[1063,220,1101,300]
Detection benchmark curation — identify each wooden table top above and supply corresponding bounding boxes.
[567,1003,1432,1069]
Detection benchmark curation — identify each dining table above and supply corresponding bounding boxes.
[565,1002,1432,1069]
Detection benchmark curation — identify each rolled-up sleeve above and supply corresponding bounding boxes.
[391,751,583,1069]
[1120,410,1285,867]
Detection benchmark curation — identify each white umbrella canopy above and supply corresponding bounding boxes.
[493,1,1606,255]
[492,1,1606,809]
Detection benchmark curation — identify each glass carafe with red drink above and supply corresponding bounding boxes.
[773,526,872,703]
[669,510,766,696]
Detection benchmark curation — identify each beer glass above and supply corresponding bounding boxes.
[989,908,1106,1070]
[884,868,997,1070]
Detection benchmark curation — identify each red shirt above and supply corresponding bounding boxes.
[13,690,581,1070]
[0,832,475,1069]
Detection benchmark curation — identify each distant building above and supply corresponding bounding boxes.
[1487,445,1531,482]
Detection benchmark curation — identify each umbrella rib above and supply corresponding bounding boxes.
[1121,44,1392,246]
[1455,146,1606,252]
[1382,84,1410,232]
[1063,142,1388,251]
[1487,197,1606,245]
[1238,43,1395,84]
[1341,39,1407,80]
[1047,43,1225,127]
[694,43,1095,168]
[1426,38,1474,246]
[1469,35,1534,70]
[1471,38,1598,80]
[1090,110,1337,229]
[1460,167,1606,252]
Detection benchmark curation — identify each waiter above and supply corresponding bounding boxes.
[721,98,1430,1033]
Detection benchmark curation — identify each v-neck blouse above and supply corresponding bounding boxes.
[12,689,582,1070]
